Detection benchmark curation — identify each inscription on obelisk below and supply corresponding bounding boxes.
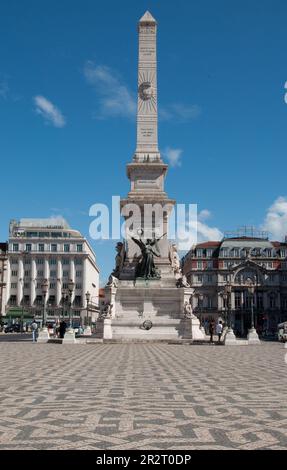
[135,11,159,161]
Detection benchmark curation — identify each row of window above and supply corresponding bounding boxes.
[195,293,286,310]
[195,248,287,258]
[12,243,83,253]
[194,261,282,270]
[11,270,83,278]
[11,258,83,266]
[9,295,83,306]
[192,273,284,283]
[10,282,83,290]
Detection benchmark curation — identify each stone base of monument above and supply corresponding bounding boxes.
[224,328,238,345]
[284,341,287,349]
[247,328,261,345]
[101,281,204,341]
[63,328,76,344]
[83,326,92,336]
[103,318,113,339]
[37,327,50,343]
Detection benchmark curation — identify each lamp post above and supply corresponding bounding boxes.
[37,278,50,342]
[67,279,75,330]
[61,289,67,319]
[197,293,204,333]
[85,291,90,326]
[247,278,255,329]
[63,280,76,343]
[84,291,92,336]
[223,281,237,345]
[246,277,260,344]
[41,278,48,329]
[224,282,232,329]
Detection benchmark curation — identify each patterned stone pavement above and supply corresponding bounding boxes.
[0,342,286,450]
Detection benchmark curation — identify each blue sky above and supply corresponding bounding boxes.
[1,0,287,283]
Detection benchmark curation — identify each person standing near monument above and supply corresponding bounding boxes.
[209,320,215,343]
[216,320,223,343]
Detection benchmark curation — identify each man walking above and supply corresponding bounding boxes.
[216,320,223,343]
[209,320,215,343]
[31,319,38,342]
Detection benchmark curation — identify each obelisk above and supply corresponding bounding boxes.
[135,11,160,162]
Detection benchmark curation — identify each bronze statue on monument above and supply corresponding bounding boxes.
[132,234,165,279]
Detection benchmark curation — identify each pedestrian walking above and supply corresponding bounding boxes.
[216,320,223,343]
[59,320,67,339]
[31,320,38,342]
[209,320,215,343]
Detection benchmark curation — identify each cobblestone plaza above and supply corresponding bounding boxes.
[0,342,286,450]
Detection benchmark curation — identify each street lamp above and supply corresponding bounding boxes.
[36,278,50,342]
[85,291,91,326]
[223,280,237,345]
[246,277,260,344]
[224,282,232,330]
[67,279,75,330]
[246,277,255,329]
[61,289,68,319]
[41,278,49,329]
[197,293,204,331]
[84,291,92,336]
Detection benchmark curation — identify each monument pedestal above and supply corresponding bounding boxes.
[63,328,76,344]
[224,328,238,345]
[37,327,50,343]
[103,318,113,339]
[83,326,92,336]
[102,281,203,341]
[247,327,261,345]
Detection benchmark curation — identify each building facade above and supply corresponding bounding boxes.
[5,218,99,323]
[0,242,8,319]
[182,234,287,336]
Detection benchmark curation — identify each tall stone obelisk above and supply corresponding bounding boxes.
[135,11,159,162]
[121,11,175,275]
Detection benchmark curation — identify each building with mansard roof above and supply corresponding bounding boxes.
[182,232,287,337]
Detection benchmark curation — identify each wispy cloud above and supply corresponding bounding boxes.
[0,80,9,99]
[192,208,223,243]
[84,61,201,123]
[162,147,183,167]
[262,196,287,240]
[84,61,136,119]
[160,103,201,122]
[34,95,66,128]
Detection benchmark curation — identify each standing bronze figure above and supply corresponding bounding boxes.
[132,235,163,279]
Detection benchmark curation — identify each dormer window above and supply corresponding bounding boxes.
[222,249,229,258]
[266,249,272,258]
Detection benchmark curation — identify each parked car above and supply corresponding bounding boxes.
[278,322,287,342]
[4,324,21,333]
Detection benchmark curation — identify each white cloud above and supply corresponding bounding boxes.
[262,196,287,240]
[84,60,201,122]
[176,208,223,251]
[162,147,183,167]
[196,220,223,242]
[84,61,136,119]
[160,103,201,122]
[34,95,66,128]
[198,209,211,222]
[0,80,9,99]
